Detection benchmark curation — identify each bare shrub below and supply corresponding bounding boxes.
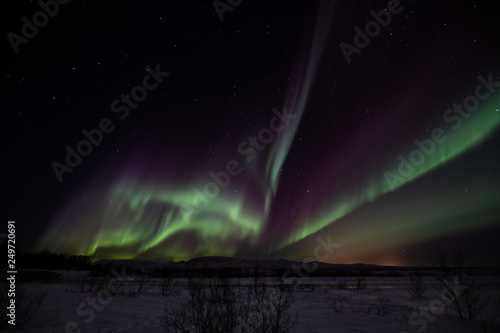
[163,278,205,333]
[247,285,297,333]
[67,271,152,297]
[127,274,154,297]
[208,277,241,332]
[249,276,267,304]
[352,277,366,292]
[65,272,109,294]
[406,274,427,299]
[163,277,296,333]
[107,278,128,296]
[274,275,294,292]
[0,284,49,328]
[376,290,391,315]
[329,290,352,313]
[160,276,176,297]
[265,287,297,333]
[333,278,348,290]
[433,240,484,320]
[164,278,243,333]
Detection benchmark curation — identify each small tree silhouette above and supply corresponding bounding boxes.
[406,273,427,299]
[432,239,484,320]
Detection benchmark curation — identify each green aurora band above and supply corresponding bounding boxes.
[37,3,337,261]
[38,178,263,261]
[36,3,499,262]
[277,88,500,250]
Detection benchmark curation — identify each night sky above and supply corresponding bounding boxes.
[4,0,500,266]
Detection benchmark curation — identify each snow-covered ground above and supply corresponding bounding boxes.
[12,272,500,333]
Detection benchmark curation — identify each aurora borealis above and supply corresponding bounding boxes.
[5,1,500,266]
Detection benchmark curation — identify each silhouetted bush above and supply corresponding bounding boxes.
[433,240,484,320]
[406,274,427,299]
[163,277,296,333]
[0,284,48,329]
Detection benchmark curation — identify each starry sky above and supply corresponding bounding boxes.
[3,1,500,266]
